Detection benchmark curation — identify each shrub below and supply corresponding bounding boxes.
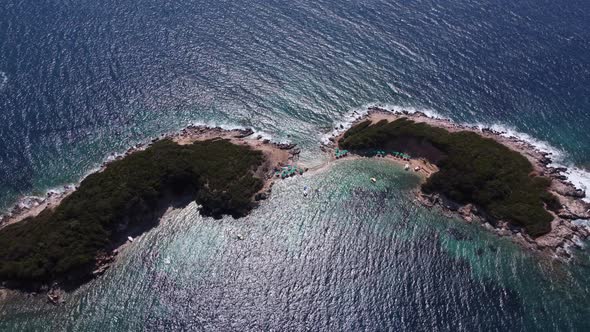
[340,118,555,237]
[0,139,264,284]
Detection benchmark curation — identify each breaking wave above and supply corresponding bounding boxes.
[326,104,590,201]
[321,103,444,144]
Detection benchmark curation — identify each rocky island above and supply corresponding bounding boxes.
[0,127,298,295]
[1,110,589,304]
[333,107,590,258]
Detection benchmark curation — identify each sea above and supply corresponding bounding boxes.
[1,0,590,330]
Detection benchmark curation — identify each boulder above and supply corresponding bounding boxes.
[254,192,268,201]
[235,128,254,138]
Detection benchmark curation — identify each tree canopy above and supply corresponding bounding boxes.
[0,139,265,285]
[340,118,558,237]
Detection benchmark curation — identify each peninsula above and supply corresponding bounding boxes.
[334,108,590,258]
[0,127,298,294]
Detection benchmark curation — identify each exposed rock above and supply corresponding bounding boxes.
[47,287,64,306]
[276,143,296,150]
[458,204,477,222]
[553,181,586,198]
[558,210,578,220]
[539,157,552,165]
[439,195,461,211]
[235,128,254,138]
[535,219,575,250]
[254,192,268,201]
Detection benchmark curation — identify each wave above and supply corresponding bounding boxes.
[185,120,277,142]
[327,103,590,201]
[320,102,444,144]
[470,122,565,161]
[1,183,76,219]
[469,121,589,202]
[0,71,7,91]
[1,122,280,216]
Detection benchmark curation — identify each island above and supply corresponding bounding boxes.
[0,126,298,296]
[1,110,589,303]
[334,108,590,257]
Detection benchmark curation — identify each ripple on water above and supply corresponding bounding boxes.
[2,160,589,331]
[0,71,6,91]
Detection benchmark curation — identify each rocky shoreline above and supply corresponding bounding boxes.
[0,125,300,302]
[0,126,300,229]
[331,106,590,260]
[1,112,589,303]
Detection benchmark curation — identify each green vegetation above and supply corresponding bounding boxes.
[0,139,265,285]
[340,118,558,237]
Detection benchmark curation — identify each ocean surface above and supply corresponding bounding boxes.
[1,0,590,330]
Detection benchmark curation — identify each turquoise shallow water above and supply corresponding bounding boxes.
[1,0,590,330]
[1,160,589,330]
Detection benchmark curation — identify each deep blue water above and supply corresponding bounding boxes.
[1,0,590,330]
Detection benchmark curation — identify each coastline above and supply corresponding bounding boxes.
[1,108,589,303]
[0,126,299,231]
[326,107,590,259]
[0,126,299,301]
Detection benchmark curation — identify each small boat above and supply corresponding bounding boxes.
[303,186,309,197]
[127,236,134,243]
[370,177,377,183]
[404,164,410,171]
[237,234,244,240]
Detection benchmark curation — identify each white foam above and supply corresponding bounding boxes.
[398,112,590,201]
[0,71,7,91]
[471,122,565,160]
[470,122,589,201]
[186,120,275,142]
[326,103,590,201]
[563,167,590,202]
[321,103,444,144]
[381,103,445,119]
[321,105,370,144]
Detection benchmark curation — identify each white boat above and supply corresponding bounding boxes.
[127,236,134,242]
[370,177,377,183]
[303,186,309,197]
